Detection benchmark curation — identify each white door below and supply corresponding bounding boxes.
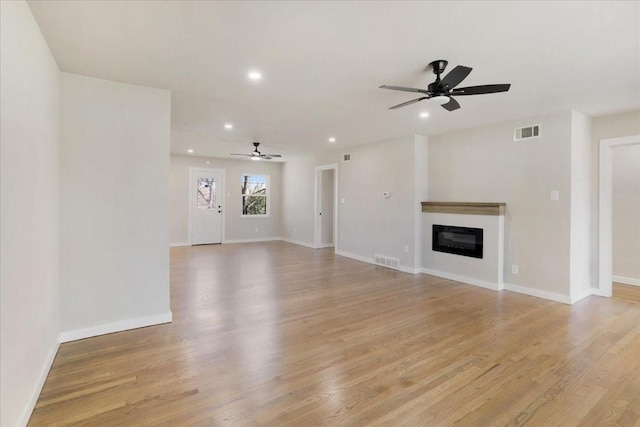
[190,169,224,245]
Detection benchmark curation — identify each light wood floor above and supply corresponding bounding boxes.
[30,242,640,426]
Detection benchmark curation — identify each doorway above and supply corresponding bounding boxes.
[189,167,225,245]
[314,164,338,249]
[598,135,640,296]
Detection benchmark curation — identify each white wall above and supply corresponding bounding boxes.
[569,111,592,300]
[591,110,640,286]
[170,154,283,243]
[612,144,640,283]
[59,73,171,336]
[282,135,425,271]
[0,2,61,425]
[428,112,573,297]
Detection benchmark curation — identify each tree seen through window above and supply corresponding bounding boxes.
[241,175,268,215]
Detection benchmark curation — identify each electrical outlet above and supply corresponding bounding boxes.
[341,197,345,204]
[255,227,259,233]
[293,227,296,233]
[404,245,409,253]
[340,233,344,240]
[550,190,559,201]
[511,265,519,275]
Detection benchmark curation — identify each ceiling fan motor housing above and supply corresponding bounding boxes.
[429,59,448,75]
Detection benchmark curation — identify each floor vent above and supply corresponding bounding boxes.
[514,124,540,141]
[373,254,400,270]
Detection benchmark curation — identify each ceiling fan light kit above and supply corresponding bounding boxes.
[380,59,511,111]
[430,95,450,105]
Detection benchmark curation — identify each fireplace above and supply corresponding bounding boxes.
[432,224,483,259]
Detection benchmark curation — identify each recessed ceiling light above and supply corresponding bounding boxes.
[328,137,336,143]
[187,149,194,153]
[248,71,262,81]
[420,112,429,118]
[224,123,233,129]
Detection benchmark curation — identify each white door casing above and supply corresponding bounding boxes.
[314,164,338,249]
[189,168,225,245]
[597,135,640,297]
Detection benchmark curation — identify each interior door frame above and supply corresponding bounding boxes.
[188,167,226,245]
[597,134,640,297]
[314,163,339,250]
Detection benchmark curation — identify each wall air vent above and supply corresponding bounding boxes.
[343,153,351,162]
[514,124,540,141]
[373,254,400,270]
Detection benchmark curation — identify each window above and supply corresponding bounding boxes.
[197,177,216,210]
[241,174,269,216]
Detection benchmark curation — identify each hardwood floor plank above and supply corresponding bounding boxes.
[28,242,640,426]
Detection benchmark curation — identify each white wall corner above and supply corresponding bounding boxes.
[16,342,60,427]
[503,282,572,304]
[414,134,429,271]
[281,238,318,249]
[570,288,594,304]
[59,311,172,343]
[399,265,421,275]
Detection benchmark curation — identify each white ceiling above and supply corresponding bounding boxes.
[28,1,640,160]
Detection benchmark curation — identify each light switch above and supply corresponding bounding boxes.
[341,197,346,204]
[551,190,559,201]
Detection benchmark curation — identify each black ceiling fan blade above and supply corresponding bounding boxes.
[440,66,472,89]
[230,153,252,157]
[450,84,511,96]
[262,154,282,157]
[441,97,460,111]
[380,85,430,95]
[389,97,429,110]
[261,156,273,160]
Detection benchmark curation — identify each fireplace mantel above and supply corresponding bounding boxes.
[421,202,505,216]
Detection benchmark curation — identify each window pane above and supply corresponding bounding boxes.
[242,195,267,215]
[241,175,268,215]
[241,175,267,196]
[197,178,216,210]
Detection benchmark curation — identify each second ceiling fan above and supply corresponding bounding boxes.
[380,59,511,111]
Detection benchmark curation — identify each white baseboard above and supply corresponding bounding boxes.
[59,311,173,343]
[315,243,335,249]
[335,249,419,274]
[613,275,640,287]
[281,238,318,249]
[18,340,60,427]
[222,237,282,244]
[421,268,503,291]
[169,242,190,247]
[503,283,571,304]
[335,249,373,264]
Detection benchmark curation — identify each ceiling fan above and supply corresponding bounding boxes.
[380,60,511,111]
[231,142,282,160]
